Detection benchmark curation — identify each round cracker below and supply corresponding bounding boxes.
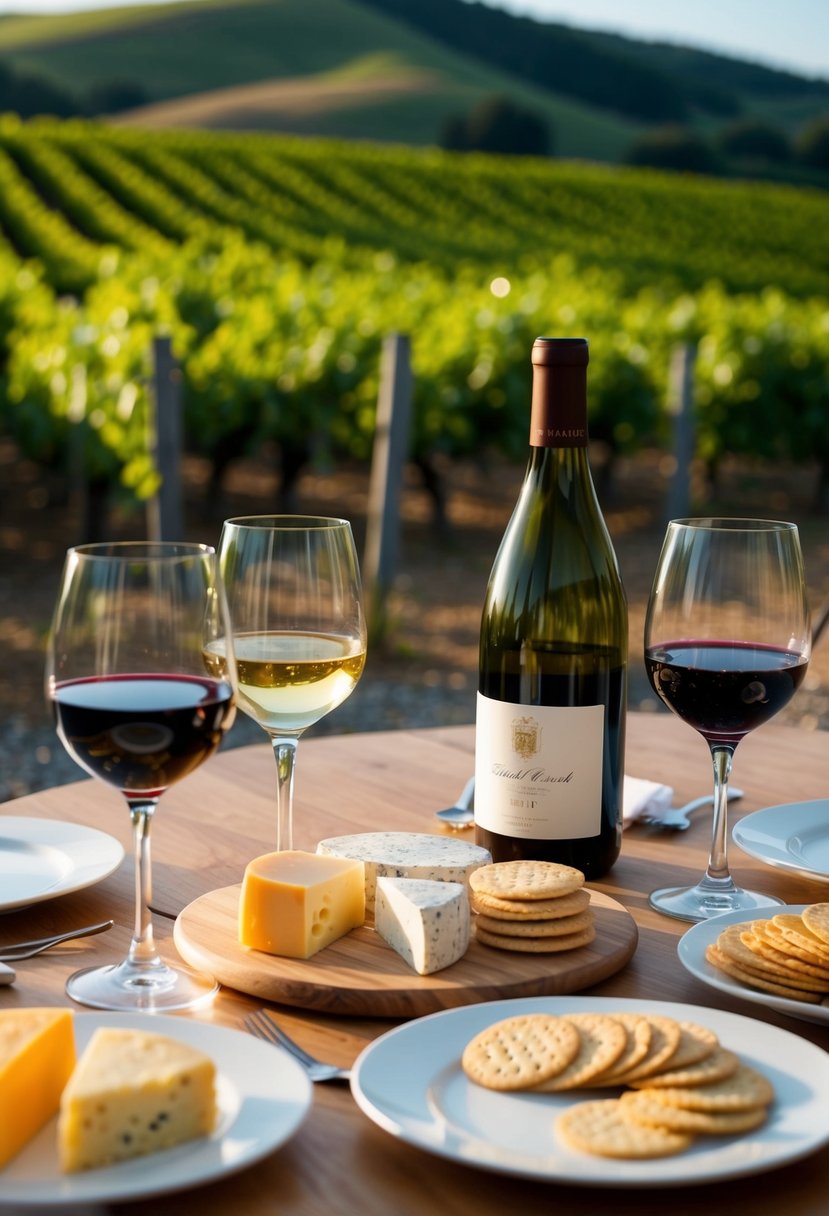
[620,1090,768,1134]
[469,860,585,901]
[717,926,829,990]
[470,887,590,920]
[762,922,829,965]
[739,926,829,980]
[461,1013,581,1091]
[648,1062,774,1112]
[475,923,595,953]
[590,1014,652,1085]
[772,914,829,960]
[557,1099,692,1159]
[604,1014,682,1084]
[705,942,824,1003]
[801,903,829,946]
[630,1047,739,1089]
[474,910,593,938]
[659,1020,719,1071]
[533,1014,627,1091]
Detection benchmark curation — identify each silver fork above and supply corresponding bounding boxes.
[0,919,114,961]
[244,1010,352,1083]
[642,787,744,830]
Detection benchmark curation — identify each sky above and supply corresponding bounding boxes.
[0,0,826,81]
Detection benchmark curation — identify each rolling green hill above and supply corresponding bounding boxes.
[0,0,640,159]
[0,0,825,165]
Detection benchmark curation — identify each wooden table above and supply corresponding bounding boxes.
[2,711,828,1215]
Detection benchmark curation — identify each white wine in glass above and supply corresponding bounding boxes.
[46,542,238,1011]
[210,515,367,850]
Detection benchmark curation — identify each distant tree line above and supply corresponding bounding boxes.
[625,116,829,179]
[0,59,147,118]
[356,0,829,127]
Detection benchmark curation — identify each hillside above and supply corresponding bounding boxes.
[0,0,824,165]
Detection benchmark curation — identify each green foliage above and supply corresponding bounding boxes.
[0,119,826,514]
[440,95,552,156]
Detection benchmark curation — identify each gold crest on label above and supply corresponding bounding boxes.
[512,716,540,759]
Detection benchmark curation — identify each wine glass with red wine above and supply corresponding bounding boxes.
[644,518,810,922]
[45,542,237,1010]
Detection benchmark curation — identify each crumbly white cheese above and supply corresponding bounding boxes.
[375,877,470,974]
[315,832,491,919]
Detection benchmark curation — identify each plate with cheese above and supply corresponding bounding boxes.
[173,834,638,1017]
[0,1010,312,1206]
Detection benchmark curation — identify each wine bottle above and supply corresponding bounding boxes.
[475,337,627,878]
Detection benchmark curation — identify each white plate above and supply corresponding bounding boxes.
[678,906,829,1027]
[1,1011,313,1206]
[0,817,125,912]
[732,800,829,884]
[350,995,829,1187]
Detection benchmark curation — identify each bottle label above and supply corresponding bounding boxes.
[475,692,603,839]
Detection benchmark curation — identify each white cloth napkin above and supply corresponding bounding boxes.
[623,775,674,827]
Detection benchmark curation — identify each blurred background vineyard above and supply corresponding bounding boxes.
[1,0,829,798]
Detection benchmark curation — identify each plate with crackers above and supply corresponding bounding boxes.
[732,800,829,884]
[678,904,829,1027]
[349,995,829,1186]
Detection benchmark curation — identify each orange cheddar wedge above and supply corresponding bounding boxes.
[0,1008,75,1168]
[239,850,365,958]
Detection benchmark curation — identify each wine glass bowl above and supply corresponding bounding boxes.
[644,517,810,922]
[215,515,366,851]
[46,541,237,1010]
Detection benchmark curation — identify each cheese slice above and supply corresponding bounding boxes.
[375,877,470,974]
[238,849,365,958]
[0,1008,75,1167]
[316,832,491,920]
[57,1027,217,1172]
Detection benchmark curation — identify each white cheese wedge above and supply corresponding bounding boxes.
[316,832,491,920]
[376,877,470,974]
[58,1027,217,1172]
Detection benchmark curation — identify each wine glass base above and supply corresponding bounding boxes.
[649,882,784,924]
[65,959,219,1012]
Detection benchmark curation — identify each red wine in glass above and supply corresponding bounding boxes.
[646,641,808,746]
[54,674,235,798]
[643,518,810,922]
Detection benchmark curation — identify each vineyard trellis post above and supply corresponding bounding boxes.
[146,336,184,543]
[363,333,412,645]
[664,342,697,524]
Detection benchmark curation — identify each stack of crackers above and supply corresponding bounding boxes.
[469,860,595,954]
[706,904,829,1004]
[461,1010,774,1159]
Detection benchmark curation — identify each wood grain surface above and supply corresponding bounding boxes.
[173,886,638,1016]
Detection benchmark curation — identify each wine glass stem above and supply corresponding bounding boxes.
[126,799,161,968]
[705,745,735,885]
[272,737,298,852]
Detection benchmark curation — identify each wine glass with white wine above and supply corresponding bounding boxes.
[209,516,367,851]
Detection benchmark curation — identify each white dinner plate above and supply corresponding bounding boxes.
[677,905,829,1028]
[0,1011,313,1206]
[0,816,125,912]
[732,800,829,885]
[350,995,829,1187]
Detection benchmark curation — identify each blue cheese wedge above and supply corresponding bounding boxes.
[376,877,470,974]
[58,1027,217,1172]
[315,832,491,920]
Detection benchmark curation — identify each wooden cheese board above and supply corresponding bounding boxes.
[173,886,638,1018]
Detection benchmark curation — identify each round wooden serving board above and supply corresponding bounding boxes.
[173,886,638,1018]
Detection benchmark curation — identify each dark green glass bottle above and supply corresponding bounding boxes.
[475,337,627,878]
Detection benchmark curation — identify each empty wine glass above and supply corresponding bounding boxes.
[644,518,810,922]
[46,541,237,1010]
[211,516,366,851]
